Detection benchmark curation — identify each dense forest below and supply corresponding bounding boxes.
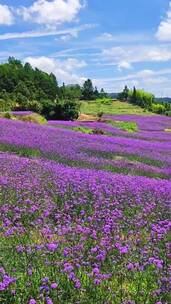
[0,57,106,120]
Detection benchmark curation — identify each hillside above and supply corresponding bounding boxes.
[81,99,152,115]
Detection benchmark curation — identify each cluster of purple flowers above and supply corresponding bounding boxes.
[0,114,170,179]
[0,150,170,303]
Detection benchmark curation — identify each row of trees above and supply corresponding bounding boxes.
[0,57,107,120]
[118,86,171,115]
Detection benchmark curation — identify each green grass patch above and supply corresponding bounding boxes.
[72,126,93,134]
[0,112,47,125]
[81,100,153,116]
[0,143,41,158]
[108,120,138,132]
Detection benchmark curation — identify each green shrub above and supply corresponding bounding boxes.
[108,120,138,132]
[97,111,104,120]
[19,113,47,125]
[165,111,171,117]
[42,99,80,121]
[73,126,93,134]
[92,128,105,135]
[1,112,12,119]
[151,103,165,114]
[0,98,12,112]
[96,98,112,105]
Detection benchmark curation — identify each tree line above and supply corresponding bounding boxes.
[0,57,107,120]
[118,86,171,116]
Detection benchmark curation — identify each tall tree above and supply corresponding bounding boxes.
[130,86,137,104]
[118,85,129,102]
[82,79,94,100]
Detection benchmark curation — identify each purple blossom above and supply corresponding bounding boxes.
[29,299,37,304]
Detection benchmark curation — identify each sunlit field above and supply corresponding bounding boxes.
[80,100,153,116]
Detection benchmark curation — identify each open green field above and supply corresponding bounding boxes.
[81,99,153,115]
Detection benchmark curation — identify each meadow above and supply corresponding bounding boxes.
[80,99,152,116]
[0,110,171,304]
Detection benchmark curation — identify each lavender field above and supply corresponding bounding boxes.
[0,114,171,304]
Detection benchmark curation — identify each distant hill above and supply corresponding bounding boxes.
[155,97,171,103]
[108,93,119,99]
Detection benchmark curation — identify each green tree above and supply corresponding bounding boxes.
[99,88,108,99]
[130,86,137,104]
[94,86,99,99]
[82,79,94,100]
[118,85,129,101]
[42,99,80,121]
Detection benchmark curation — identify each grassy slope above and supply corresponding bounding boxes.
[81,100,153,115]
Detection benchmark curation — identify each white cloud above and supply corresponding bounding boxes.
[0,4,14,25]
[156,2,171,41]
[93,68,171,96]
[101,45,171,68]
[24,56,87,84]
[118,61,132,71]
[0,24,92,40]
[96,32,150,43]
[97,33,114,41]
[17,0,85,27]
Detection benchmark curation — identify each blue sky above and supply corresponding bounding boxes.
[0,0,171,96]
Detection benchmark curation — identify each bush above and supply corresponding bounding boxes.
[42,99,80,121]
[151,103,165,114]
[97,111,104,120]
[73,126,93,134]
[19,113,47,125]
[1,112,13,119]
[96,98,112,105]
[108,120,138,132]
[165,111,171,117]
[0,98,12,112]
[92,128,105,135]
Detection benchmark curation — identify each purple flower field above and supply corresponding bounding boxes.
[0,114,171,303]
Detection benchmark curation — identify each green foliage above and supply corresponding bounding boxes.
[0,142,41,158]
[0,59,107,120]
[0,58,59,108]
[73,126,106,136]
[82,79,95,100]
[129,88,154,110]
[165,110,171,117]
[118,85,129,101]
[0,112,13,119]
[151,103,165,114]
[73,126,93,134]
[19,113,47,125]
[99,88,108,99]
[0,98,12,112]
[96,98,113,105]
[97,111,104,119]
[42,99,80,121]
[59,83,82,100]
[108,120,138,132]
[81,100,152,116]
[118,86,171,116]
[92,128,106,135]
